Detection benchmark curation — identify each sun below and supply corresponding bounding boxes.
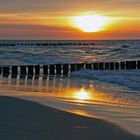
[72,14,110,32]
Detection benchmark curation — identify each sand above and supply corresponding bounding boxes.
[0,96,139,140]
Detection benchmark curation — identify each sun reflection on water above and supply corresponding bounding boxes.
[1,75,140,136]
[73,88,91,100]
[0,75,137,106]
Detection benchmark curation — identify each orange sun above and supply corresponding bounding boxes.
[72,14,110,32]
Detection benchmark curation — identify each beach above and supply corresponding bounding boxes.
[0,0,140,137]
[0,95,140,140]
[0,40,140,139]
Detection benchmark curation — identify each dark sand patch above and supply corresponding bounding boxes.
[0,96,139,140]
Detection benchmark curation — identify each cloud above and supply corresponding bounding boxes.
[0,21,139,40]
[0,0,139,39]
[0,0,139,14]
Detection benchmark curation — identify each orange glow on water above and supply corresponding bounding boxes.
[73,89,91,100]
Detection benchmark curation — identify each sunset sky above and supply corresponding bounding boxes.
[0,0,140,40]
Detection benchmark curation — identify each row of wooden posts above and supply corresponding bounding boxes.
[0,60,140,77]
[0,42,95,47]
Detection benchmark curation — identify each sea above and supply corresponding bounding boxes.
[0,40,140,136]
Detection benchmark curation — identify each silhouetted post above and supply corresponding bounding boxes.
[70,64,76,72]
[115,62,120,70]
[20,66,27,77]
[43,65,49,76]
[49,65,55,75]
[28,65,34,76]
[12,66,18,77]
[137,60,140,69]
[63,64,69,75]
[77,63,84,70]
[120,62,126,70]
[99,62,104,70]
[0,67,2,75]
[105,62,110,70]
[3,67,9,76]
[35,65,40,76]
[85,63,92,70]
[110,62,115,70]
[126,61,136,69]
[93,63,99,70]
[56,64,62,75]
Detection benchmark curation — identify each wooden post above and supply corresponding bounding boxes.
[137,60,140,69]
[126,61,136,69]
[70,64,76,72]
[35,65,40,76]
[115,62,120,70]
[28,65,34,75]
[3,67,9,76]
[77,63,84,70]
[99,62,104,70]
[56,64,62,75]
[63,64,69,75]
[110,62,115,70]
[120,62,126,70]
[85,63,92,70]
[20,66,27,77]
[12,66,18,77]
[0,67,1,75]
[105,62,110,70]
[93,63,99,70]
[43,65,49,76]
[49,65,55,75]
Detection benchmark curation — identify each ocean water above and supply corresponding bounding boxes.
[0,40,140,136]
[0,40,140,65]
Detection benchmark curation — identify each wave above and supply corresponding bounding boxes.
[0,40,140,65]
[72,70,140,91]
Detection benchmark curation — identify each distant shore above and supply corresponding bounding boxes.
[0,96,139,140]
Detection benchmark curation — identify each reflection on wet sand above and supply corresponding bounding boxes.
[73,88,91,100]
[0,74,138,107]
[0,74,140,136]
[0,74,95,102]
[0,74,78,95]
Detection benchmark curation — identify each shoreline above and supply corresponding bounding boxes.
[0,95,139,140]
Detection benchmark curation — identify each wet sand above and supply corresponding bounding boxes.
[0,96,139,140]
